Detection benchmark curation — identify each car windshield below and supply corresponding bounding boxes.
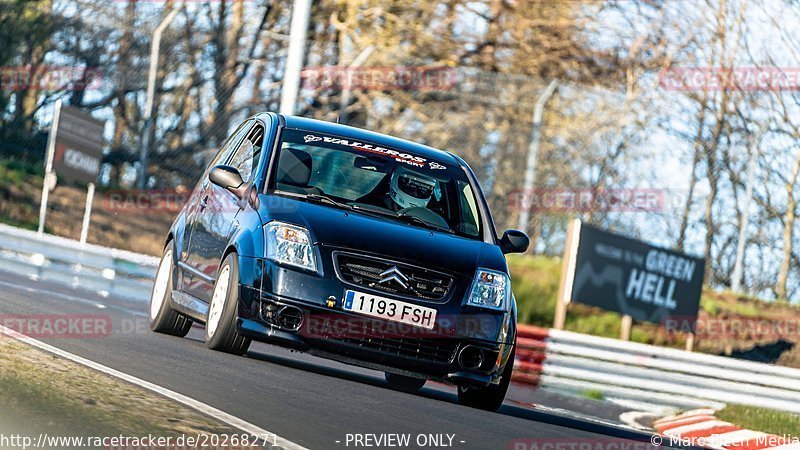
[270,128,483,239]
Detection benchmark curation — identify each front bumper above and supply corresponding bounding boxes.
[237,294,512,387]
[235,255,515,386]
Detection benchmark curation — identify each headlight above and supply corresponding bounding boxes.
[265,222,316,271]
[467,269,510,310]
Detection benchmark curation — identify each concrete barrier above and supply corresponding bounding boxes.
[0,224,158,302]
[516,324,800,414]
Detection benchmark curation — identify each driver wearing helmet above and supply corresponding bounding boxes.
[385,166,437,212]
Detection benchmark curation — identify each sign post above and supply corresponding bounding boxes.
[38,103,105,242]
[79,182,95,244]
[38,100,63,236]
[685,332,695,352]
[553,219,581,330]
[620,314,633,341]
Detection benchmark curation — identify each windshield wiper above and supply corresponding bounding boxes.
[305,193,355,210]
[275,190,455,234]
[275,190,355,211]
[395,213,455,235]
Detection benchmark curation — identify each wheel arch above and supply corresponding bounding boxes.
[222,244,238,262]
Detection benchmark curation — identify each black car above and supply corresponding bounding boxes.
[149,113,529,410]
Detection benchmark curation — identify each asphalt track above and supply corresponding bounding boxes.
[0,269,680,450]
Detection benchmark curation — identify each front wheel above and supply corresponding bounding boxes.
[385,373,426,392]
[149,242,192,337]
[205,253,251,355]
[457,345,515,411]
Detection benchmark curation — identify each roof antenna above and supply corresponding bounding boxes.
[336,115,341,124]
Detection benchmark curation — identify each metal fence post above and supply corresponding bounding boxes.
[279,0,312,116]
[138,6,179,189]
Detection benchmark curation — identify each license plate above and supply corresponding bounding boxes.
[343,290,437,330]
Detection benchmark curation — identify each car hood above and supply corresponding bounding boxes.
[260,195,507,276]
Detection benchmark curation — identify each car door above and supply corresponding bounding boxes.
[184,121,265,302]
[180,120,252,299]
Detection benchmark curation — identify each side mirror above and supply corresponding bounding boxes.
[209,165,244,193]
[499,229,530,254]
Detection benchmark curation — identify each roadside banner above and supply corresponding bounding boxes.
[562,221,704,327]
[51,105,104,183]
[37,101,105,243]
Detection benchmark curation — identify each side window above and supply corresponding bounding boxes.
[458,181,480,237]
[229,123,264,184]
[209,120,251,169]
[203,120,252,187]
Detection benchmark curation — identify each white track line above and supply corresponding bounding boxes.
[0,324,308,450]
[619,411,657,430]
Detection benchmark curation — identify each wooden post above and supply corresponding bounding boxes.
[620,314,633,341]
[38,100,62,236]
[554,219,581,330]
[685,332,695,352]
[553,287,568,330]
[79,182,95,245]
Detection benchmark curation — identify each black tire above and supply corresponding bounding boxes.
[204,253,251,355]
[149,241,192,337]
[385,373,426,392]
[457,344,515,411]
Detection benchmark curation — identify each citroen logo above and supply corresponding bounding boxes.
[379,266,409,290]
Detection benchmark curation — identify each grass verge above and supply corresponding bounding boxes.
[716,404,800,436]
[0,338,240,438]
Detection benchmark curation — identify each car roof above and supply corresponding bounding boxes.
[258,113,462,167]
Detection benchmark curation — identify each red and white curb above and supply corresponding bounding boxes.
[653,409,799,450]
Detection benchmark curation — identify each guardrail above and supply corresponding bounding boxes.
[515,324,800,415]
[0,224,158,302]
[2,224,799,416]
